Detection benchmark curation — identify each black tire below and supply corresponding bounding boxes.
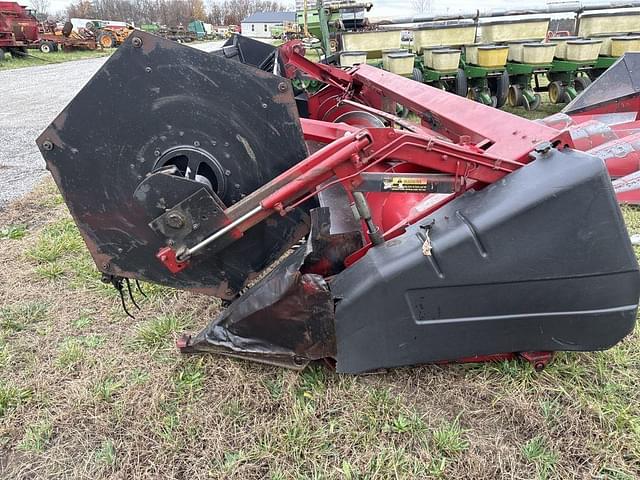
[454,68,468,97]
[0,48,4,62]
[588,68,605,82]
[490,96,498,108]
[496,70,510,107]
[97,32,116,49]
[39,41,54,53]
[63,21,73,37]
[548,81,566,104]
[412,67,423,83]
[574,75,591,93]
[9,47,27,58]
[508,84,523,107]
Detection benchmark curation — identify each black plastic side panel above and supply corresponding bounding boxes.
[217,33,279,70]
[331,149,640,373]
[564,53,640,114]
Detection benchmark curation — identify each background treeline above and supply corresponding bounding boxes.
[61,0,289,27]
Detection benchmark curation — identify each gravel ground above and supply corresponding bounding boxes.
[0,40,224,210]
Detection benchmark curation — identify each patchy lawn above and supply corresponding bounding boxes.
[1,176,639,479]
[0,48,112,71]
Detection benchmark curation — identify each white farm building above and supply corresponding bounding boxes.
[240,11,296,38]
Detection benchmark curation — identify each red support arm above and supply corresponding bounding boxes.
[279,41,353,92]
[159,43,572,272]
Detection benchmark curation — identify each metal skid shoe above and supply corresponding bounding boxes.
[37,33,640,374]
[521,87,541,111]
[507,59,556,109]
[507,76,541,111]
[548,75,586,105]
[548,80,571,104]
[467,84,494,107]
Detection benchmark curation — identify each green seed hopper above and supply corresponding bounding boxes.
[327,1,640,111]
[339,29,402,58]
[545,39,601,104]
[541,10,640,105]
[188,20,207,40]
[468,17,551,111]
[461,43,510,107]
[506,42,557,110]
[297,1,373,56]
[408,22,475,98]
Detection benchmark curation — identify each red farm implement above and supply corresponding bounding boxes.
[37,33,640,373]
[536,53,640,205]
[0,1,38,59]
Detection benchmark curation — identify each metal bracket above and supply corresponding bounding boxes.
[149,188,237,248]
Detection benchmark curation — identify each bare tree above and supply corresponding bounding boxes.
[30,0,51,16]
[66,0,288,26]
[208,0,289,26]
[412,0,431,14]
[66,0,95,18]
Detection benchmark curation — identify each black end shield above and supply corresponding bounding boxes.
[37,32,312,299]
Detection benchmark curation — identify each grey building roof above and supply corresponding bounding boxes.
[241,11,296,23]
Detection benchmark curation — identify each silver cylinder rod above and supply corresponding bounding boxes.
[182,205,263,259]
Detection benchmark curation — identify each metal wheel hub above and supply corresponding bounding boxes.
[154,146,227,199]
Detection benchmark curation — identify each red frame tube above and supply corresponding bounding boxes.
[159,41,576,271]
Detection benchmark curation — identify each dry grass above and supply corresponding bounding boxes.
[1,176,640,479]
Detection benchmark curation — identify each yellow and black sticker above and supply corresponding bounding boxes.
[382,176,432,192]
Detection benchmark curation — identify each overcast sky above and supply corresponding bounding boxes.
[31,0,556,18]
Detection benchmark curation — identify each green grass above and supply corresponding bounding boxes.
[83,334,106,349]
[173,359,205,399]
[431,418,469,456]
[128,368,150,386]
[36,262,66,280]
[71,314,94,329]
[18,419,53,452]
[92,377,122,403]
[386,411,426,435]
[133,314,191,351]
[0,341,11,369]
[0,48,112,71]
[95,439,117,467]
[0,301,49,332]
[26,218,84,264]
[0,382,32,417]
[539,397,561,423]
[0,224,27,240]
[56,338,88,371]
[262,373,285,401]
[522,436,558,480]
